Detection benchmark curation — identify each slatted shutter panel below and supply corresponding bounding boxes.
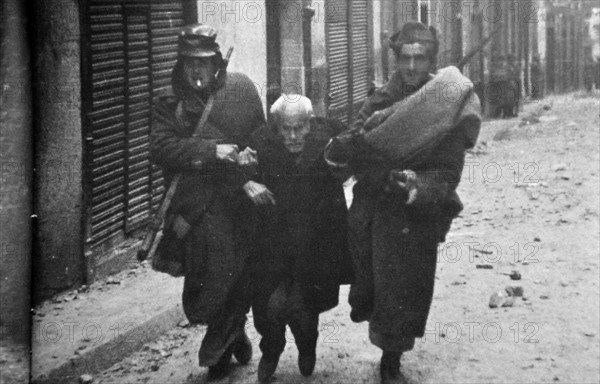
[149,2,184,213]
[326,0,350,124]
[350,0,369,120]
[124,5,152,231]
[326,0,372,125]
[85,0,184,246]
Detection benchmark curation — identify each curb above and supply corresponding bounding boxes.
[32,304,185,384]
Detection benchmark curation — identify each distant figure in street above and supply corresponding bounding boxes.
[489,54,520,118]
[324,21,481,384]
[530,54,545,99]
[149,24,267,380]
[583,46,598,92]
[249,95,353,383]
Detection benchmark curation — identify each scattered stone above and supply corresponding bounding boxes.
[502,297,515,307]
[476,264,494,269]
[77,345,87,351]
[79,374,93,384]
[177,319,190,328]
[106,277,121,285]
[533,237,541,242]
[560,282,569,287]
[108,363,123,372]
[337,353,345,359]
[451,281,466,286]
[505,286,524,297]
[583,332,595,337]
[539,295,550,300]
[510,270,522,280]
[489,291,507,308]
[150,363,159,372]
[553,164,567,172]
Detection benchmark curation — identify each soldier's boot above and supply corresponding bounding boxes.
[380,351,407,384]
[257,353,280,383]
[232,332,252,365]
[298,351,316,377]
[206,346,233,381]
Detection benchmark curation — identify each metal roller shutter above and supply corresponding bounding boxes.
[326,0,350,124]
[83,0,184,246]
[326,0,372,125]
[350,0,370,120]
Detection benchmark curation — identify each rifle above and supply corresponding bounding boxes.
[137,47,233,262]
[456,24,502,71]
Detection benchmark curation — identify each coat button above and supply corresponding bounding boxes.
[402,227,410,234]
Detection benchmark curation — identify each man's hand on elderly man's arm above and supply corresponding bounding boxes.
[216,144,239,163]
[243,181,276,206]
[386,169,418,204]
[237,147,258,167]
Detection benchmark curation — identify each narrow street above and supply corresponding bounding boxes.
[80,93,600,383]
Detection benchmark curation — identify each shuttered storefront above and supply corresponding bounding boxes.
[325,0,372,125]
[82,0,185,247]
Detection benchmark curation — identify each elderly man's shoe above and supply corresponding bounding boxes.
[207,348,233,381]
[257,354,280,383]
[232,333,253,365]
[298,351,316,376]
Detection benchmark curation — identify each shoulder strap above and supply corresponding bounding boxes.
[191,95,215,137]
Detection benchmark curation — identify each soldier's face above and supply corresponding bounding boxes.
[277,113,311,154]
[395,43,431,87]
[182,57,217,91]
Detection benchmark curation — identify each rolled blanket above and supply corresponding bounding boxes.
[363,66,481,166]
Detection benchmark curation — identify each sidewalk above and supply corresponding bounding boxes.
[31,261,184,384]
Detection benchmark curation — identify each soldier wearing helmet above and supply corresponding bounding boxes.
[150,23,269,380]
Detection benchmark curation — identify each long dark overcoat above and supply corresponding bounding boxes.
[150,72,265,324]
[346,75,481,351]
[251,117,354,315]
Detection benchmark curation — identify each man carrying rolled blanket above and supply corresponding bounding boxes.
[325,21,481,384]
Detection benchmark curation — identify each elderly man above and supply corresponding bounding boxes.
[248,95,352,383]
[326,21,480,383]
[150,24,270,380]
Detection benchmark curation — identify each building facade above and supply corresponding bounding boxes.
[25,0,594,300]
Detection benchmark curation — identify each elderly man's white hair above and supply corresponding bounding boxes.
[270,94,314,121]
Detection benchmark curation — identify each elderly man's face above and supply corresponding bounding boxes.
[182,56,217,91]
[277,112,311,154]
[395,43,431,87]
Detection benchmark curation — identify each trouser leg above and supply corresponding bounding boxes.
[252,289,287,359]
[288,309,319,357]
[198,264,253,367]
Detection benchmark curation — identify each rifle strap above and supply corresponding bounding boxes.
[192,95,215,137]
